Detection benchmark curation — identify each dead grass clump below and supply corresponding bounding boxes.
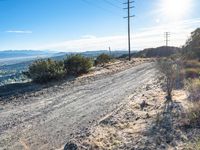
[85,126,122,150]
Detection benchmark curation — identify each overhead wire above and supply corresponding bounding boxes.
[81,0,123,15]
[101,0,122,9]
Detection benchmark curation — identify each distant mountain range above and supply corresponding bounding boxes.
[0,50,58,59]
[0,50,132,59]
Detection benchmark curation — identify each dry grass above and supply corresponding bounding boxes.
[184,60,200,79]
[83,126,122,149]
[186,79,200,102]
[184,60,200,69]
[185,68,200,79]
[195,139,200,150]
[186,102,200,127]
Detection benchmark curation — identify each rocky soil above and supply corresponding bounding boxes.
[77,81,200,150]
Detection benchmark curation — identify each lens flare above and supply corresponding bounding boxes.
[161,0,191,20]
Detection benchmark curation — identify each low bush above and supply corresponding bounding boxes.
[25,59,66,83]
[186,79,200,102]
[95,54,112,66]
[64,54,93,75]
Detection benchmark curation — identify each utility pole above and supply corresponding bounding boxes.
[165,32,170,47]
[123,0,134,61]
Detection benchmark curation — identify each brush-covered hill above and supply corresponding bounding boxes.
[120,46,181,58]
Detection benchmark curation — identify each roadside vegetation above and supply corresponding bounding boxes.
[64,54,93,75]
[24,54,112,83]
[157,59,180,101]
[154,28,200,148]
[24,59,66,83]
[182,29,200,132]
[95,53,112,66]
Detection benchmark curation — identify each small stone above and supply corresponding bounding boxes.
[156,136,162,145]
[135,116,140,121]
[146,113,150,119]
[166,134,173,144]
[160,144,166,149]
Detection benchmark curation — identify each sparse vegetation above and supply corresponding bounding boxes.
[185,68,200,79]
[184,60,200,68]
[157,59,180,101]
[95,54,112,66]
[183,60,200,79]
[25,59,66,83]
[187,103,200,127]
[195,139,200,149]
[186,79,200,102]
[64,54,93,75]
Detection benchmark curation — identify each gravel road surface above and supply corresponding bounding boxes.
[0,62,157,150]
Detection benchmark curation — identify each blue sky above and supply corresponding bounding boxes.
[0,0,200,51]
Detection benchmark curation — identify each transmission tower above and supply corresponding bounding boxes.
[109,46,112,56]
[123,0,135,61]
[165,32,170,47]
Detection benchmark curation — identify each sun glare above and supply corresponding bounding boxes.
[161,0,191,20]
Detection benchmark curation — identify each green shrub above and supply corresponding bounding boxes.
[25,59,66,83]
[185,68,200,79]
[64,54,93,75]
[95,54,112,66]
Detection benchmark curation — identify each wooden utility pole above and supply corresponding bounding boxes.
[123,0,134,61]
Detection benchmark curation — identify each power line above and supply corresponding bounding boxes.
[82,0,115,14]
[123,0,135,61]
[102,0,122,9]
[115,0,123,3]
[81,0,119,15]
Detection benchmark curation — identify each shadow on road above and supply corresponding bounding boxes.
[0,76,76,101]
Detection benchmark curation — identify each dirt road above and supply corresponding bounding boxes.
[0,62,157,150]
